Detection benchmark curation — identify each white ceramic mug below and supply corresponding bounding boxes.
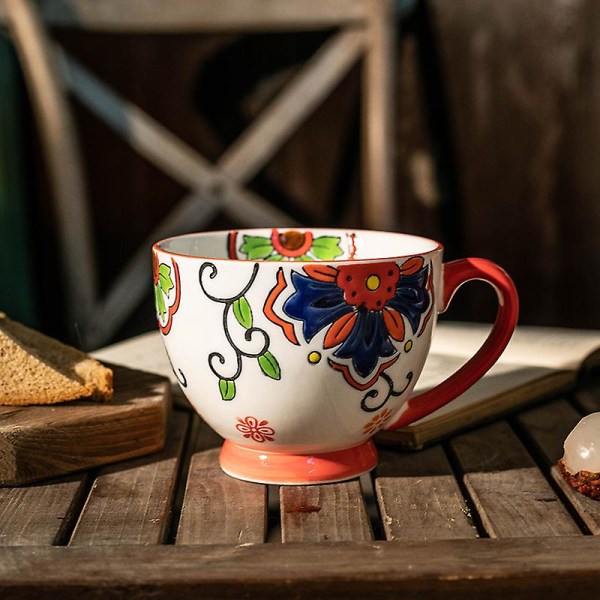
[153,228,518,484]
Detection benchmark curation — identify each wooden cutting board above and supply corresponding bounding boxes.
[0,364,171,486]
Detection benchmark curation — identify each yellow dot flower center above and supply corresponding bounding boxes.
[308,351,322,364]
[366,275,380,291]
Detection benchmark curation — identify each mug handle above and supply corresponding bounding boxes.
[386,258,519,430]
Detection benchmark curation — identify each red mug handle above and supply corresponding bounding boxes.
[386,258,519,430]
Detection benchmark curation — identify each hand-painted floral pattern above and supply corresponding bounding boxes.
[199,262,281,401]
[153,252,181,335]
[282,257,431,384]
[233,229,344,261]
[363,408,394,435]
[236,416,276,443]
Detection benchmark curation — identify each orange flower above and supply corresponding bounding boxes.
[363,408,394,435]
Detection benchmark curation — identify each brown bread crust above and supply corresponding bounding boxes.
[0,313,113,405]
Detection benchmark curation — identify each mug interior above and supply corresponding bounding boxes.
[156,228,441,261]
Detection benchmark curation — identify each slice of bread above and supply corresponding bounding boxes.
[0,313,113,405]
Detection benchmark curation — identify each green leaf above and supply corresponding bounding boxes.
[295,254,312,261]
[154,284,166,317]
[219,378,236,400]
[265,253,284,261]
[233,296,253,329]
[158,263,174,295]
[258,351,281,380]
[240,235,274,260]
[310,236,343,260]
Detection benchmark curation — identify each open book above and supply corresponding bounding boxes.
[93,322,600,449]
[376,322,600,448]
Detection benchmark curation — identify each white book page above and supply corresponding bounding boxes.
[92,331,177,384]
[430,321,600,370]
[409,321,600,426]
[412,352,555,423]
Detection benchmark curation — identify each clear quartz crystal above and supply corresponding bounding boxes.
[563,412,600,473]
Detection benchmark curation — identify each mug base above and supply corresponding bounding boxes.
[219,440,378,485]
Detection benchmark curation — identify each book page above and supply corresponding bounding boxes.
[431,321,600,370]
[411,352,557,423]
[93,331,178,384]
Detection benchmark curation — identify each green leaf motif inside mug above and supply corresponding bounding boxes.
[240,236,274,260]
[310,236,345,260]
[237,230,343,262]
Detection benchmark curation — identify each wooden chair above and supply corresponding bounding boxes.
[1,0,397,349]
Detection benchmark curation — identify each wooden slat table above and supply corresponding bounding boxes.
[2,379,600,598]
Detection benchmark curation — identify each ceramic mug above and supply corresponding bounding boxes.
[152,228,518,484]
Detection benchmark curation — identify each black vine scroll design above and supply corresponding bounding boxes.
[173,367,187,388]
[166,354,188,388]
[199,262,281,400]
[360,371,413,413]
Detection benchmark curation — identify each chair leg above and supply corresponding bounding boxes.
[361,0,397,231]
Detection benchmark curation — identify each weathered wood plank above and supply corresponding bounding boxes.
[0,0,369,31]
[450,421,580,537]
[552,1,600,331]
[516,397,600,535]
[219,28,365,182]
[0,366,170,486]
[57,49,297,229]
[361,0,396,229]
[0,474,88,546]
[375,446,477,540]
[1,538,600,599]
[551,465,600,535]
[515,397,582,465]
[176,420,267,545]
[429,0,600,329]
[280,480,372,542]
[69,410,188,546]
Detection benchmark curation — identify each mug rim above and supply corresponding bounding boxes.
[153,227,444,263]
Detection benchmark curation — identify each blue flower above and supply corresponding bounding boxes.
[283,258,431,380]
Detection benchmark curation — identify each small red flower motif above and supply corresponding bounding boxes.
[236,416,275,443]
[363,408,394,435]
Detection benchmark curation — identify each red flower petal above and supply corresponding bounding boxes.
[399,256,424,275]
[383,307,405,341]
[303,264,338,282]
[324,312,358,349]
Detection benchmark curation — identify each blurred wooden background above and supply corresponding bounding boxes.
[2,0,600,345]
